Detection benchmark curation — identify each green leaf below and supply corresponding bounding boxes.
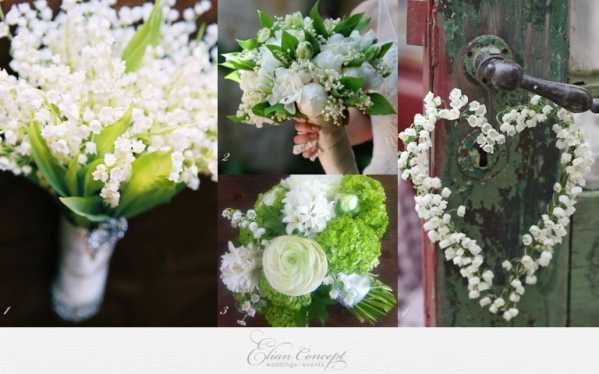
[251,102,270,117]
[266,44,290,66]
[121,0,163,72]
[367,93,396,115]
[237,38,258,50]
[60,196,112,223]
[307,286,335,325]
[264,103,292,119]
[340,76,365,91]
[226,114,250,124]
[364,44,378,61]
[356,17,371,32]
[65,157,81,196]
[333,13,364,37]
[304,31,321,55]
[309,1,328,37]
[221,52,256,70]
[82,158,105,196]
[27,121,68,197]
[116,152,181,218]
[376,41,394,59]
[224,70,241,83]
[94,107,132,157]
[281,31,299,57]
[257,9,274,28]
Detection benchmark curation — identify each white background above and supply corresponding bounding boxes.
[0,328,596,374]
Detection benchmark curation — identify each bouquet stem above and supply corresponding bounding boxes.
[51,217,125,322]
[318,126,358,175]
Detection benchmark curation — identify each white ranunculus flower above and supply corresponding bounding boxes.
[313,50,344,72]
[220,242,261,293]
[297,83,327,121]
[262,235,328,297]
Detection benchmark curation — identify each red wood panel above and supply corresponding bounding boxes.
[406,0,428,47]
[421,0,452,327]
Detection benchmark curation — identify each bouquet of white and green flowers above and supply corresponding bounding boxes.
[0,0,217,321]
[220,175,396,327]
[223,2,395,174]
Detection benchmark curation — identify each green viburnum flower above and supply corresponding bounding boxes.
[315,216,380,274]
[338,176,388,239]
[259,275,311,310]
[263,303,307,327]
[262,235,328,297]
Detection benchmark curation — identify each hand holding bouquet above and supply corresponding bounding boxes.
[223,2,395,174]
[0,0,217,321]
[220,176,396,327]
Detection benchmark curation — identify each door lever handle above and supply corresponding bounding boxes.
[464,35,599,113]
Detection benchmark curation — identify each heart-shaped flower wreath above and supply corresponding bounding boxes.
[399,89,594,321]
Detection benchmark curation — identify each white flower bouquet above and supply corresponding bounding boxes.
[220,175,396,327]
[223,2,395,174]
[0,0,217,321]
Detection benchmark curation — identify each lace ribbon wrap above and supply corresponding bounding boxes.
[52,217,127,322]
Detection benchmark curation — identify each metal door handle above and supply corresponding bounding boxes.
[464,35,599,113]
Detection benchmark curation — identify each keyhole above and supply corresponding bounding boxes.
[476,145,489,168]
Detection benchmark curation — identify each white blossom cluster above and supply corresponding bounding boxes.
[232,12,392,128]
[280,175,340,237]
[222,208,267,240]
[0,0,217,207]
[399,89,593,322]
[324,273,371,308]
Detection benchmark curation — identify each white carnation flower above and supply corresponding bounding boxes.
[220,242,261,294]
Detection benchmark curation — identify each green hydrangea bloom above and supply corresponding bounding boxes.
[258,275,311,310]
[263,303,308,327]
[255,185,288,238]
[338,176,388,239]
[315,216,380,274]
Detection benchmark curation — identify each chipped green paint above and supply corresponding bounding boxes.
[569,191,599,326]
[434,0,570,326]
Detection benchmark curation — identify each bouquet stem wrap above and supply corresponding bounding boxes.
[51,217,126,322]
[318,125,358,175]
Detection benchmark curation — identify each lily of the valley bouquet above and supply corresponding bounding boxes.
[0,0,217,321]
[223,2,395,174]
[220,176,395,327]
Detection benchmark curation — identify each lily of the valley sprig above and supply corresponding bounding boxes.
[0,0,217,226]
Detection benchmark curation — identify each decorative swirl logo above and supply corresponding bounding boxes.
[247,330,349,371]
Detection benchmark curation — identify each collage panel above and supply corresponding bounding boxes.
[217,175,398,327]
[0,0,218,326]
[218,0,399,175]
[397,0,599,327]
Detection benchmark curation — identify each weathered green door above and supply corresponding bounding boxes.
[421,0,599,326]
